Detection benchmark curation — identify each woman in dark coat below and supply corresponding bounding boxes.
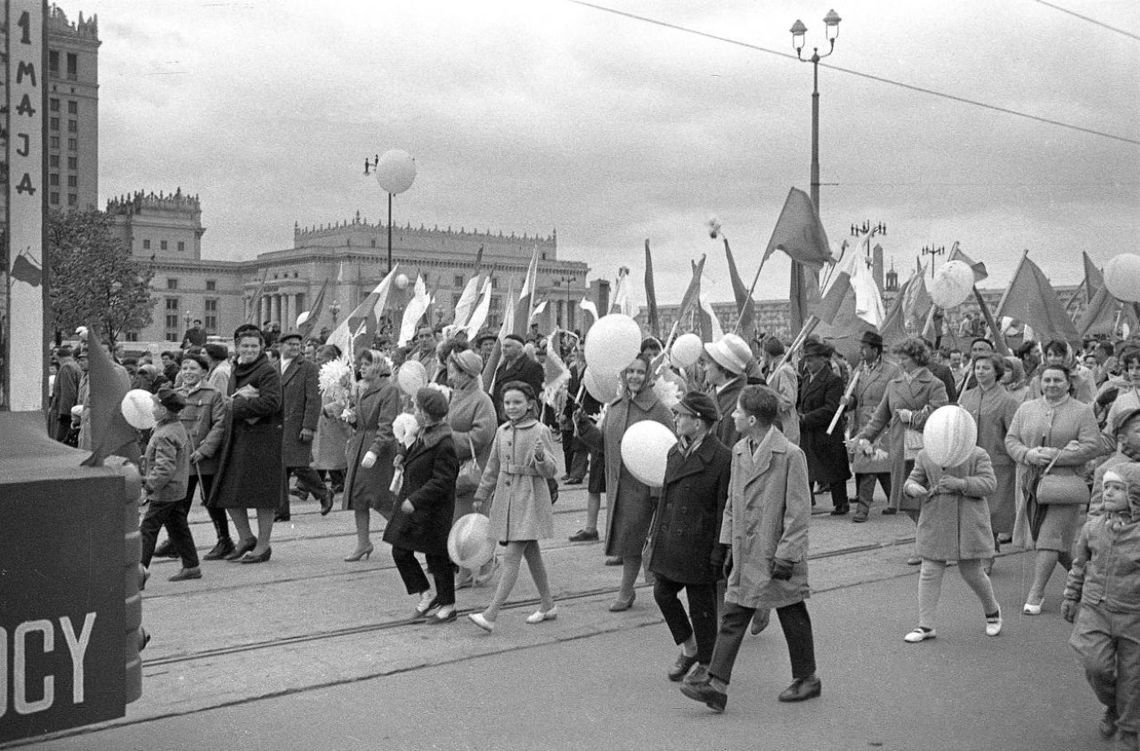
[648,391,731,686]
[207,325,283,563]
[383,387,460,624]
[342,349,401,561]
[797,341,851,515]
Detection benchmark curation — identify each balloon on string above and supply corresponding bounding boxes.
[670,333,703,368]
[448,513,495,570]
[583,367,619,404]
[929,260,975,309]
[584,314,642,377]
[397,359,427,396]
[121,389,157,430]
[1104,254,1140,303]
[923,405,977,468]
[620,420,678,488]
[395,273,410,290]
[375,149,417,194]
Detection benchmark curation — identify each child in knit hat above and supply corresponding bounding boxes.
[1063,466,1140,749]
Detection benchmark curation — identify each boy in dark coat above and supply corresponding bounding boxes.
[140,388,198,582]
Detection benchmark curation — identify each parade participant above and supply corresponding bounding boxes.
[277,332,333,521]
[1029,340,1096,403]
[925,338,958,404]
[475,331,496,364]
[208,324,283,564]
[798,340,851,515]
[310,345,351,497]
[1001,356,1030,403]
[342,349,401,561]
[681,386,819,712]
[851,337,948,564]
[1104,351,1140,453]
[1063,466,1140,748]
[702,333,754,447]
[958,353,1020,573]
[492,334,544,422]
[181,318,207,349]
[204,343,232,394]
[139,388,196,582]
[412,326,440,382]
[1017,340,1042,384]
[445,348,498,588]
[1005,363,1101,614]
[1090,408,1140,516]
[560,344,589,486]
[901,434,1001,642]
[48,344,82,442]
[569,367,607,544]
[956,337,996,394]
[848,331,900,522]
[577,354,674,609]
[760,337,799,445]
[468,381,559,632]
[647,391,731,685]
[384,387,460,624]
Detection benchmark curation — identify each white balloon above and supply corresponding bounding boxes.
[392,411,420,447]
[929,260,975,309]
[396,359,428,396]
[582,367,619,404]
[395,273,410,290]
[121,389,157,430]
[670,333,703,368]
[923,405,977,468]
[448,513,495,570]
[375,149,417,195]
[620,421,677,489]
[1104,254,1140,303]
[584,314,642,378]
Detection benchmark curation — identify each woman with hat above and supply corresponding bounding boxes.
[798,340,851,515]
[384,387,460,624]
[208,325,284,564]
[647,391,732,685]
[341,349,401,561]
[847,331,900,522]
[445,347,499,588]
[851,337,949,563]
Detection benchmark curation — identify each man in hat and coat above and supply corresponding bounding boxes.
[703,333,758,449]
[276,332,333,521]
[492,334,544,422]
[798,340,851,515]
[848,331,900,522]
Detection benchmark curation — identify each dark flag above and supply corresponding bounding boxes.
[80,330,138,467]
[644,239,660,339]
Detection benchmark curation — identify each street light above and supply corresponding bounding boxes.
[790,9,841,211]
[558,274,576,328]
[363,150,417,274]
[921,245,945,278]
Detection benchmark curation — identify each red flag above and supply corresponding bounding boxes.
[995,251,1082,345]
[676,255,706,331]
[298,279,328,341]
[761,188,834,270]
[644,240,660,339]
[1083,251,1103,300]
[81,330,138,467]
[723,238,755,335]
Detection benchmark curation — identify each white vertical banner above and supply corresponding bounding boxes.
[5,0,46,412]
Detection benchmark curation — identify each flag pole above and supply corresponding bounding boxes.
[775,315,820,372]
[826,365,861,435]
[971,286,1010,356]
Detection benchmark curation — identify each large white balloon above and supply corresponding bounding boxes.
[929,260,975,309]
[620,421,678,489]
[1104,254,1140,303]
[583,367,619,404]
[923,405,977,468]
[375,149,417,194]
[584,314,642,378]
[394,273,410,290]
[448,513,495,570]
[121,389,157,430]
[396,359,427,396]
[670,333,703,368]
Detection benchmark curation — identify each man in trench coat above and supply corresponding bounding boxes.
[277,333,333,520]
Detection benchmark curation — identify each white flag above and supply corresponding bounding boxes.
[398,275,431,346]
[464,279,494,340]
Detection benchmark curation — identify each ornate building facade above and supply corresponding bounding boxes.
[47,4,99,212]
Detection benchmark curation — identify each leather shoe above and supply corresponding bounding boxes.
[168,567,202,582]
[154,539,178,559]
[274,513,291,523]
[1099,706,1118,739]
[319,490,335,516]
[568,528,599,542]
[239,547,272,564]
[668,652,699,682]
[225,537,257,562]
[778,675,821,702]
[203,538,235,561]
[608,592,635,612]
[604,556,623,566]
[683,664,709,685]
[830,505,849,516]
[564,477,583,485]
[749,609,770,636]
[881,506,898,515]
[680,681,726,713]
[289,487,309,501]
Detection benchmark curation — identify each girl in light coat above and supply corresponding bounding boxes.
[468,381,558,632]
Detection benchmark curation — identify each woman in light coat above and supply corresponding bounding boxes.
[901,444,1002,642]
[468,381,558,632]
[311,344,351,495]
[847,332,900,521]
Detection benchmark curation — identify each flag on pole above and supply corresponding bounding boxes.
[610,266,640,318]
[483,276,518,391]
[677,255,706,330]
[325,266,399,359]
[453,274,483,329]
[1083,251,1104,300]
[464,278,493,339]
[512,246,541,336]
[761,187,834,270]
[947,242,989,283]
[541,327,571,408]
[994,251,1082,345]
[579,297,599,325]
[298,279,328,341]
[80,330,137,467]
[723,237,755,335]
[529,299,548,323]
[399,275,432,346]
[644,240,661,339]
[245,268,270,324]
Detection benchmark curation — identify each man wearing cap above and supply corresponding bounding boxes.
[848,332,900,522]
[647,391,732,686]
[277,332,333,520]
[182,318,207,349]
[492,334,545,422]
[798,340,852,515]
[703,333,756,448]
[48,345,83,442]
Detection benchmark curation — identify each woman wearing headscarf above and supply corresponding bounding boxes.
[1028,340,1096,403]
[341,349,401,562]
[577,353,675,611]
[445,347,498,588]
[1001,356,1030,403]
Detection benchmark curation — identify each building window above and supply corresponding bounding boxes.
[50,136,59,149]
[49,51,58,75]
[125,331,139,342]
[167,278,178,290]
[49,117,59,130]
[67,156,77,170]
[491,278,499,289]
[50,98,59,112]
[205,279,216,291]
[49,174,59,186]
[68,100,77,114]
[67,138,77,151]
[160,240,168,250]
[143,239,151,250]
[66,53,77,80]
[50,192,59,205]
[204,299,218,333]
[67,194,77,206]
[67,175,77,187]
[164,298,180,341]
[49,155,59,168]
[177,241,185,252]
[67,120,77,133]
[453,274,465,288]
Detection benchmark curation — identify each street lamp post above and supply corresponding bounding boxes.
[789,9,841,332]
[559,274,576,329]
[921,244,946,278]
[363,150,417,274]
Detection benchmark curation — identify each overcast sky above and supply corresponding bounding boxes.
[85,0,1139,303]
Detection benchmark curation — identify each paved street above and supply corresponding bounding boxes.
[7,477,1104,751]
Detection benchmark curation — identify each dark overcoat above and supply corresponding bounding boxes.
[492,355,545,420]
[798,365,851,485]
[382,423,459,554]
[280,357,321,468]
[710,376,746,448]
[207,353,283,510]
[647,434,732,584]
[342,377,401,516]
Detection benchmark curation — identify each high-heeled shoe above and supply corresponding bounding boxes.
[225,537,257,562]
[526,604,558,624]
[239,547,272,564]
[1022,597,1044,616]
[608,592,636,612]
[344,544,374,562]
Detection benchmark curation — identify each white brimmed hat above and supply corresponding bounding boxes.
[448,513,495,570]
[703,333,751,375]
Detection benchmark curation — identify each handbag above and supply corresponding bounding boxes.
[455,435,483,494]
[1035,469,1090,505]
[903,427,924,461]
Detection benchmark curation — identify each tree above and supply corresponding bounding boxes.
[47,209,155,344]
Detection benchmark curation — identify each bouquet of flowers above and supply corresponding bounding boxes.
[319,359,355,423]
